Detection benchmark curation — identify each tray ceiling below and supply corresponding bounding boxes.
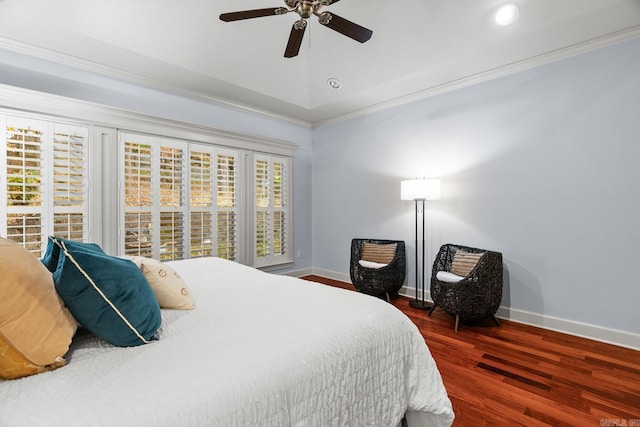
[0,0,639,125]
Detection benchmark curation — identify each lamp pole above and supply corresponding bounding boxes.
[401,178,441,311]
[409,198,430,310]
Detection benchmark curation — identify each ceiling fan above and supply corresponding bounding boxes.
[220,0,373,58]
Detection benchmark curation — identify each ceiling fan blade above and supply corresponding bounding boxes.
[284,22,307,58]
[320,13,372,43]
[220,8,285,22]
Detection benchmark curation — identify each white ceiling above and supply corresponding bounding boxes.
[1,0,639,125]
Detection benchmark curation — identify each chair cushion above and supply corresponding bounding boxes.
[450,250,484,277]
[0,237,77,379]
[361,242,397,264]
[436,271,466,283]
[358,259,388,269]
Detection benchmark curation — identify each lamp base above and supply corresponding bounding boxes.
[409,300,432,310]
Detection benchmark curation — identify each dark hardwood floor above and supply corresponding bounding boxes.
[301,275,640,427]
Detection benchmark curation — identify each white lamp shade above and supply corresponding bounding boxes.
[401,179,441,201]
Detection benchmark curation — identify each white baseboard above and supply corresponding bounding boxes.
[309,267,351,283]
[279,267,313,278]
[299,270,640,351]
[399,285,430,301]
[495,306,640,351]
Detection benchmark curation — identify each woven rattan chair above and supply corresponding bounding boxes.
[428,243,503,332]
[350,238,406,302]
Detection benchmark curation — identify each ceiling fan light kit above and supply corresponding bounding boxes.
[220,0,373,58]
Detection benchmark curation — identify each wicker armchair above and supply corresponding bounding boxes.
[350,238,406,302]
[428,243,503,332]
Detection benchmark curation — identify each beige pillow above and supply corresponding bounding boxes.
[132,257,194,310]
[0,237,77,380]
[450,250,484,277]
[361,242,397,264]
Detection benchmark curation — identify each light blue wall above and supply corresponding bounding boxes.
[0,49,313,273]
[312,36,640,336]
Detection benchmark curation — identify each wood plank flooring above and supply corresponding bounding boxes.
[301,275,640,427]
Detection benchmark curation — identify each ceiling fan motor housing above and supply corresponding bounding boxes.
[297,2,314,19]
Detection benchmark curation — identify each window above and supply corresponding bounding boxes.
[253,154,291,267]
[158,143,186,261]
[119,132,239,262]
[189,145,238,260]
[189,148,213,258]
[0,114,89,256]
[1,89,295,268]
[121,133,155,258]
[214,150,238,260]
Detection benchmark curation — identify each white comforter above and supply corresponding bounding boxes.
[0,257,454,427]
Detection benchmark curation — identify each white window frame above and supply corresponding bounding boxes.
[119,133,189,260]
[119,132,156,258]
[119,132,244,263]
[0,112,93,256]
[252,153,292,268]
[188,143,241,261]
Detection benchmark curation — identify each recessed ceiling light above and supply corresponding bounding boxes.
[495,4,519,26]
[327,78,342,90]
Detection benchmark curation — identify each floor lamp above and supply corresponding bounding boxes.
[401,178,441,310]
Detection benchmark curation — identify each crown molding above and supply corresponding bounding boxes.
[2,25,639,129]
[0,37,312,129]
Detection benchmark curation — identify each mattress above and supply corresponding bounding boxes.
[0,257,454,426]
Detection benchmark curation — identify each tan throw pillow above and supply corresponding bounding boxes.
[0,334,67,380]
[361,242,397,264]
[0,237,77,380]
[132,257,194,310]
[450,250,484,277]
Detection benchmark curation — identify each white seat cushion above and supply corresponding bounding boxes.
[436,271,466,283]
[358,259,388,269]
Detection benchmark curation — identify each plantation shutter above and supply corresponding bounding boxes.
[2,116,46,255]
[216,149,237,260]
[1,115,88,256]
[189,145,214,258]
[253,154,291,267]
[188,145,238,260]
[122,133,155,258]
[255,157,269,261]
[52,123,88,241]
[121,134,188,260]
[271,159,286,257]
[158,141,186,261]
[122,134,241,261]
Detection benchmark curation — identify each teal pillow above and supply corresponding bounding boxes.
[41,236,105,273]
[53,243,161,347]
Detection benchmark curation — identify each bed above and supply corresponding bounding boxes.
[0,255,454,426]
